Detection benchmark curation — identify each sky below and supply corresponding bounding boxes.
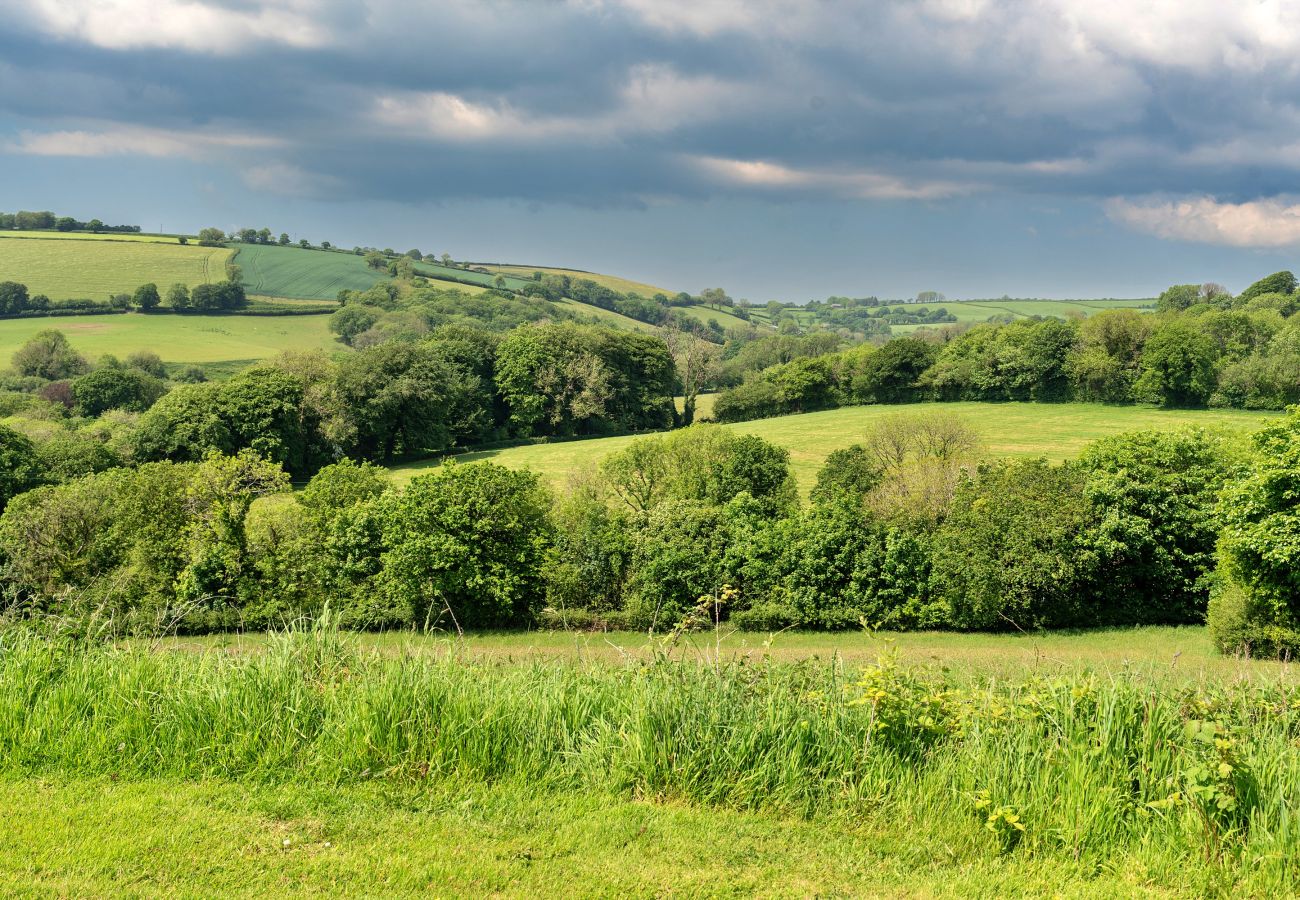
[4,1,1300,302]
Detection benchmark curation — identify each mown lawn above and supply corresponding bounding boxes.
[394,400,1276,491]
[0,236,230,300]
[0,777,1191,898]
[0,312,340,366]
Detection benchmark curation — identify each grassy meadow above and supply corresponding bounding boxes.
[0,312,339,366]
[6,623,1300,896]
[395,401,1275,490]
[0,235,230,300]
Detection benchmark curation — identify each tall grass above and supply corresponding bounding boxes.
[4,621,1300,892]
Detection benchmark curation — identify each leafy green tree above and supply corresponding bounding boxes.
[132,282,161,311]
[0,281,30,315]
[1134,320,1218,407]
[126,350,167,378]
[166,283,191,310]
[12,330,90,380]
[933,460,1102,630]
[335,342,472,461]
[278,233,290,245]
[1079,428,1236,624]
[0,425,45,511]
[811,444,883,505]
[1237,270,1296,305]
[35,433,121,482]
[1214,410,1300,654]
[600,425,797,518]
[197,227,226,247]
[328,305,381,346]
[1156,283,1200,312]
[852,336,937,403]
[364,250,386,270]
[173,451,290,623]
[71,368,166,416]
[375,463,552,630]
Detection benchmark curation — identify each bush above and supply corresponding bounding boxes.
[731,601,798,631]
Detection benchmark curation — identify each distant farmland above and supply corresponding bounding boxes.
[0,235,230,300]
[233,244,392,300]
[0,313,338,366]
[475,263,676,298]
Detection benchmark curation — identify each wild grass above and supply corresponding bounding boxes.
[4,620,1300,895]
[0,236,231,300]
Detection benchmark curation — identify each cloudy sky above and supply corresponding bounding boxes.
[4,0,1300,301]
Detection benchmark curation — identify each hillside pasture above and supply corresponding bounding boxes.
[413,261,532,291]
[0,236,230,300]
[552,297,661,333]
[672,303,760,331]
[0,312,338,366]
[475,263,676,298]
[234,244,391,301]
[0,230,184,244]
[393,401,1274,491]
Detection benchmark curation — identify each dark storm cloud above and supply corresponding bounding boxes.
[8,1,1300,239]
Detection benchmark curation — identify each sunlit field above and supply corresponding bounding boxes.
[394,400,1275,491]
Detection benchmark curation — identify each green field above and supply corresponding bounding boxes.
[413,261,533,291]
[0,235,230,300]
[673,303,761,331]
[234,244,394,301]
[891,298,1153,333]
[395,401,1274,490]
[553,296,661,332]
[477,263,676,298]
[0,313,339,366]
[0,230,183,244]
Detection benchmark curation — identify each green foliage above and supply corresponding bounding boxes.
[600,425,797,518]
[1237,270,1296,305]
[375,463,552,630]
[12,329,90,380]
[495,323,674,437]
[132,282,160,311]
[1079,428,1236,623]
[1216,409,1300,654]
[933,460,1102,629]
[0,425,45,512]
[810,444,882,505]
[71,367,165,416]
[1134,319,1218,407]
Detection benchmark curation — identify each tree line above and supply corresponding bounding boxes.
[0,210,141,234]
[4,406,1298,656]
[712,270,1300,421]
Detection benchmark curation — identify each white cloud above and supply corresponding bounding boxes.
[5,0,334,53]
[1106,195,1300,248]
[4,125,281,158]
[692,156,976,200]
[374,64,753,143]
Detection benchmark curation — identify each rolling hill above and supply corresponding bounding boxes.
[391,401,1273,493]
[0,233,230,300]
